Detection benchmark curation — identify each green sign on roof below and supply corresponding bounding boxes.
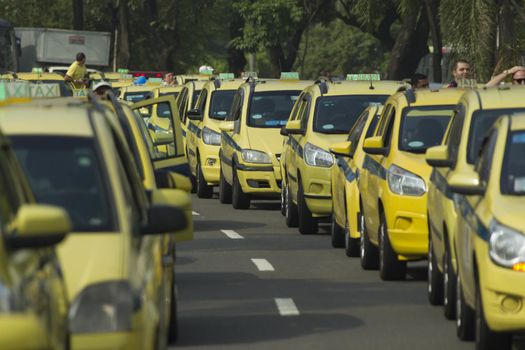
[346,74,381,81]
[117,68,129,73]
[219,73,235,80]
[0,81,61,99]
[32,67,44,74]
[280,72,299,80]
[148,77,163,83]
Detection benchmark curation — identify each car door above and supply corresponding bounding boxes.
[132,96,189,180]
[288,93,311,201]
[221,88,244,184]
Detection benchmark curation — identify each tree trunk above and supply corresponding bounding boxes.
[424,0,442,82]
[385,5,429,80]
[72,0,83,30]
[268,26,305,77]
[228,5,246,76]
[494,0,518,73]
[117,0,131,68]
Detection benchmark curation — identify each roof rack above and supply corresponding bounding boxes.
[315,77,330,95]
[404,88,416,105]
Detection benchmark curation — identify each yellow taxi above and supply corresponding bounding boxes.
[445,114,525,349]
[329,105,383,254]
[185,75,244,198]
[175,73,214,86]
[425,86,525,319]
[219,73,310,209]
[16,69,73,97]
[359,88,463,280]
[153,85,184,100]
[281,76,405,234]
[118,84,157,103]
[102,93,193,344]
[177,80,207,145]
[0,97,71,350]
[0,97,188,350]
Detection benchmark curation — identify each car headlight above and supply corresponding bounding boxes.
[489,221,525,269]
[387,164,426,196]
[304,142,333,168]
[202,127,221,146]
[241,149,271,164]
[69,281,136,333]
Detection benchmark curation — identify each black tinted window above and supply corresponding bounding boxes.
[501,131,525,195]
[124,91,153,103]
[210,90,236,120]
[248,91,300,128]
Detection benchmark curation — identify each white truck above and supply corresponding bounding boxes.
[15,27,111,72]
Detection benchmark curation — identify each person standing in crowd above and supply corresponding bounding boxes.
[65,52,88,89]
[485,65,525,86]
[448,59,470,87]
[411,73,429,89]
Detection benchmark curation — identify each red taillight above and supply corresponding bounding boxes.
[156,73,162,77]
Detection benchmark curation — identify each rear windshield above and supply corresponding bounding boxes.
[501,131,525,195]
[247,90,300,128]
[467,108,525,163]
[313,95,388,134]
[209,90,236,120]
[159,91,179,99]
[124,91,153,103]
[399,105,454,153]
[10,136,116,232]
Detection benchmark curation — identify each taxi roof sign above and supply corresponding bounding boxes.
[148,77,163,83]
[346,74,381,81]
[280,72,299,80]
[242,71,258,79]
[0,81,61,99]
[219,73,235,80]
[199,69,214,76]
[117,68,129,73]
[32,67,44,74]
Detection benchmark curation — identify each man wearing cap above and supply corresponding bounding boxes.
[92,81,112,99]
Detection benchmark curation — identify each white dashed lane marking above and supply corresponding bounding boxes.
[220,229,244,239]
[275,298,300,316]
[192,211,200,216]
[251,258,275,272]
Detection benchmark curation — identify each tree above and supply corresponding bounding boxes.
[73,0,83,30]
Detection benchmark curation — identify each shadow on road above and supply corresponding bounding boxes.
[194,220,267,232]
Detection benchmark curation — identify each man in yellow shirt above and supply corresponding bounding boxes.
[65,52,88,88]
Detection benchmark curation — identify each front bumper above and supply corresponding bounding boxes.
[200,144,220,184]
[237,164,282,196]
[302,167,332,217]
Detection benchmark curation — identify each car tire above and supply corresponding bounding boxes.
[219,167,232,204]
[331,215,345,248]
[196,160,213,198]
[379,211,406,281]
[456,275,475,341]
[360,213,379,270]
[344,214,360,257]
[443,245,457,320]
[475,283,512,350]
[167,278,179,344]
[285,182,298,227]
[232,166,250,209]
[297,182,318,235]
[428,234,444,305]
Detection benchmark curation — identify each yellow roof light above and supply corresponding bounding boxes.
[280,72,299,80]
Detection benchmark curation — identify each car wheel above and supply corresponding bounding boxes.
[331,214,345,248]
[360,213,379,270]
[379,211,406,281]
[443,245,457,320]
[428,234,444,305]
[297,182,318,234]
[456,275,475,340]
[196,160,213,198]
[219,167,232,204]
[475,283,512,350]
[232,166,250,209]
[344,214,360,257]
[285,181,298,227]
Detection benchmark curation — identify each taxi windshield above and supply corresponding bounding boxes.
[399,106,454,153]
[313,95,389,134]
[467,108,525,164]
[501,131,525,195]
[247,90,300,128]
[209,90,235,120]
[10,136,116,232]
[124,91,153,103]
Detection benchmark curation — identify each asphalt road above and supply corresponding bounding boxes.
[172,193,522,349]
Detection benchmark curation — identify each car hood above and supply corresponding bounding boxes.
[245,127,285,163]
[492,195,525,231]
[58,233,124,300]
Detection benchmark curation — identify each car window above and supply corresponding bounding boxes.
[178,88,189,122]
[365,112,381,139]
[159,91,179,99]
[288,92,304,121]
[398,105,454,153]
[501,130,525,195]
[475,129,497,186]
[209,90,236,120]
[191,89,202,109]
[247,90,300,128]
[347,109,369,154]
[299,95,311,130]
[11,136,116,232]
[446,105,464,169]
[314,95,388,134]
[467,108,525,164]
[228,88,244,122]
[124,91,153,103]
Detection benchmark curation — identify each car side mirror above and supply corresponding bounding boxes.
[219,121,234,132]
[329,141,352,157]
[5,204,71,250]
[154,169,192,192]
[141,205,187,235]
[448,171,485,195]
[148,188,193,241]
[426,145,452,168]
[285,120,304,135]
[152,130,173,146]
[280,126,289,136]
[187,108,202,121]
[363,136,388,155]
